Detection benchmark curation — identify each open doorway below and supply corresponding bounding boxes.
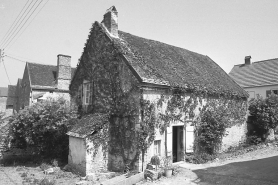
[172,126,184,163]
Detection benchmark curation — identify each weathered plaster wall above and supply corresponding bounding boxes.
[141,88,247,169]
[68,136,86,175]
[0,97,7,113]
[221,121,247,151]
[86,138,108,174]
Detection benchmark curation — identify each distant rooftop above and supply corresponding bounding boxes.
[229,58,278,87]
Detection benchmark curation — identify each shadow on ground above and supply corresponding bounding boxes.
[192,155,278,185]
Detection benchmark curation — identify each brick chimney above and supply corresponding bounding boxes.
[57,54,71,90]
[101,6,118,37]
[245,56,251,65]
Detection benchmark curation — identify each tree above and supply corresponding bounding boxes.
[8,97,77,161]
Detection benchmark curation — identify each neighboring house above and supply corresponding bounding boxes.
[69,6,248,175]
[229,56,278,99]
[14,79,22,112]
[6,85,17,116]
[0,87,8,113]
[14,54,75,113]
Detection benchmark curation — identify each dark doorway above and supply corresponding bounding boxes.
[172,126,184,163]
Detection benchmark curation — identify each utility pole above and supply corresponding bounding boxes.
[0,49,5,64]
[0,49,4,63]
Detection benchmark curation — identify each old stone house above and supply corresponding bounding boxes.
[69,6,248,175]
[14,54,75,113]
[0,87,8,114]
[229,56,278,100]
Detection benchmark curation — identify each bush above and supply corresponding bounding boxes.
[185,153,217,164]
[8,97,77,162]
[247,94,278,141]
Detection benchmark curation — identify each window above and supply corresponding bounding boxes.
[266,90,278,97]
[154,140,161,156]
[83,83,90,105]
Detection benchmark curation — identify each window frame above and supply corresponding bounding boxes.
[153,140,161,156]
[83,82,91,105]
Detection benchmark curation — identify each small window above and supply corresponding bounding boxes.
[266,90,271,97]
[154,140,161,156]
[83,83,90,105]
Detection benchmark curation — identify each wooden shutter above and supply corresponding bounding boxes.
[89,82,93,105]
[185,123,194,153]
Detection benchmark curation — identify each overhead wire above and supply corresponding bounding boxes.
[2,0,43,49]
[0,0,34,48]
[0,0,31,48]
[2,61,11,85]
[6,0,50,50]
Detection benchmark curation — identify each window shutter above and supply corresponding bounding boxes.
[266,90,271,97]
[90,82,93,105]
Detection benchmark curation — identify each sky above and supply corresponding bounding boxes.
[0,0,278,88]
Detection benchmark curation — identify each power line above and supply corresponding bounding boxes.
[6,0,50,50]
[5,54,48,65]
[0,0,34,48]
[2,61,11,85]
[0,0,30,47]
[2,0,42,49]
[5,55,26,63]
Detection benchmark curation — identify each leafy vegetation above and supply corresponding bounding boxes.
[8,97,77,162]
[247,94,278,141]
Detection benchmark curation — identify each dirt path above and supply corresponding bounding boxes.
[0,167,22,185]
[138,144,278,185]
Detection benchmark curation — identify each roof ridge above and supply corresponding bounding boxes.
[252,58,278,64]
[27,61,56,67]
[233,58,278,67]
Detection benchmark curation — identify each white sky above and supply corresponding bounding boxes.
[0,0,278,87]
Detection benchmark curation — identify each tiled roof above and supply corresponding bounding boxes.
[105,25,248,98]
[67,113,109,138]
[6,85,17,106]
[0,87,8,97]
[27,62,76,87]
[229,58,278,88]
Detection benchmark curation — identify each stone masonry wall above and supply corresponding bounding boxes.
[19,64,32,110]
[140,89,247,169]
[70,22,141,172]
[57,55,71,90]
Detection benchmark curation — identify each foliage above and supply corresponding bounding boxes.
[247,94,278,141]
[150,155,160,166]
[8,97,77,162]
[185,153,217,164]
[194,98,246,155]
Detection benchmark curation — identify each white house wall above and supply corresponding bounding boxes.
[244,85,278,99]
[68,136,86,175]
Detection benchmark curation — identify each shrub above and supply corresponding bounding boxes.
[185,153,217,164]
[8,97,77,162]
[194,100,230,155]
[247,94,278,141]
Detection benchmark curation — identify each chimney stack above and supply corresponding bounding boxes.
[57,54,71,90]
[101,6,118,37]
[245,56,251,65]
